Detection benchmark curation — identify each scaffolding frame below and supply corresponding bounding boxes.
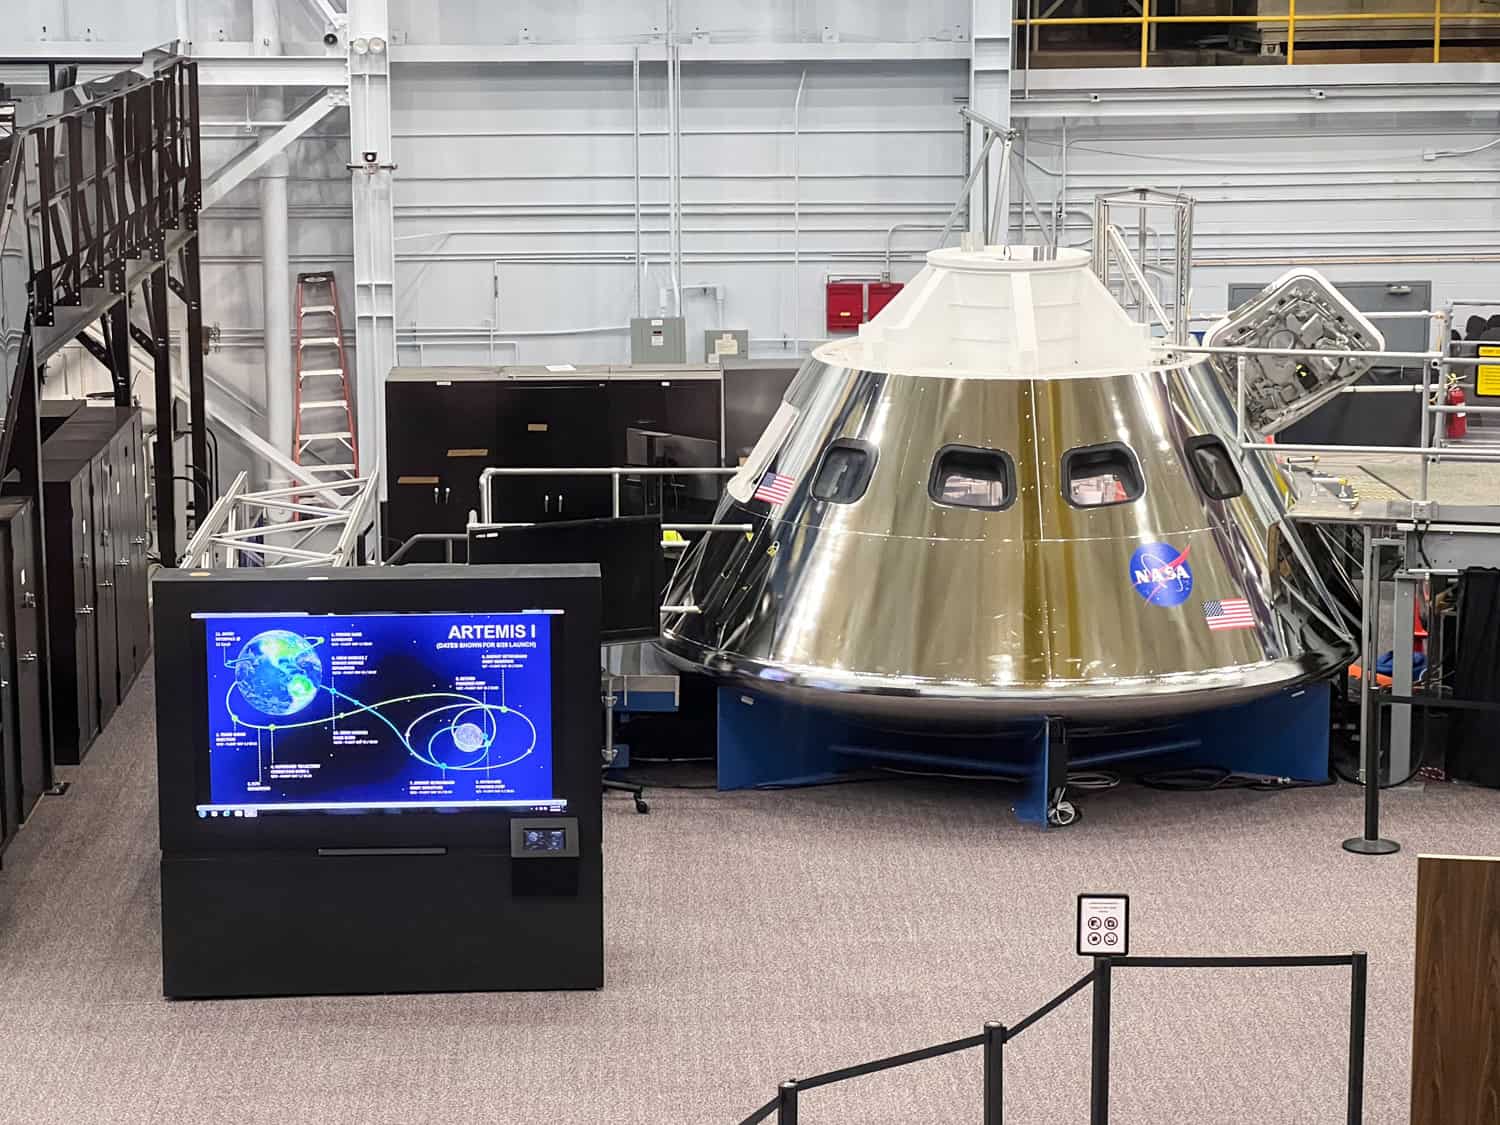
[179,463,381,569]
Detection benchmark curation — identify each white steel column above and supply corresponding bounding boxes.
[970,2,1012,242]
[254,0,293,491]
[347,0,397,519]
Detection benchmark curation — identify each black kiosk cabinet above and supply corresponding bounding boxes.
[152,564,602,998]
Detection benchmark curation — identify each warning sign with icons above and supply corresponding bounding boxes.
[1077,893,1130,957]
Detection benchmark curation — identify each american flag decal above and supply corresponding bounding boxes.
[754,471,796,505]
[1202,598,1255,631]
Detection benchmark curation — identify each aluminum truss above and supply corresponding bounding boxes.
[179,462,381,569]
[5,47,208,565]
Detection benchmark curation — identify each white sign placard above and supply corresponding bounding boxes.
[1077,893,1129,957]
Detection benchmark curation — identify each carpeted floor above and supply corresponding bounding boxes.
[1,670,1497,1125]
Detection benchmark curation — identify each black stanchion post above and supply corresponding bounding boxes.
[1091,957,1112,1125]
[983,1021,1005,1125]
[1347,952,1368,1125]
[776,1079,799,1125]
[1344,535,1399,856]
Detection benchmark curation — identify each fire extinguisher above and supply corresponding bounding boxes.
[1446,382,1468,440]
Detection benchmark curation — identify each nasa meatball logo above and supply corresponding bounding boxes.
[1129,542,1193,607]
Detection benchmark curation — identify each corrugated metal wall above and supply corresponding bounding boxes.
[11,1,1500,446]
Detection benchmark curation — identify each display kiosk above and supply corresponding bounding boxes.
[153,564,602,998]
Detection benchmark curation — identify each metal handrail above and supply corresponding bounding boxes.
[1147,294,1500,502]
[1012,3,1497,66]
[477,464,739,523]
[385,533,466,565]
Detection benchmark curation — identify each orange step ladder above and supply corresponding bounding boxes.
[292,271,359,481]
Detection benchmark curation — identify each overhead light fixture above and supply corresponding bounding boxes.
[350,37,369,54]
[368,36,387,53]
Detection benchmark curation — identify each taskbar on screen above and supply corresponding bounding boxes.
[196,799,568,818]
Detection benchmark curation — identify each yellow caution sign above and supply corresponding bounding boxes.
[1477,345,1500,398]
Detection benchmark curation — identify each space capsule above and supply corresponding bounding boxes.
[658,244,1359,721]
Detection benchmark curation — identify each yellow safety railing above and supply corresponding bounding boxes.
[1013,1,1500,66]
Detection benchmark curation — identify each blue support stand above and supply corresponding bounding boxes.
[716,684,1330,827]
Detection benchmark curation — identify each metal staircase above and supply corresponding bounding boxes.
[293,271,358,481]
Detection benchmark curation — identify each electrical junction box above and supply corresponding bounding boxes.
[630,317,687,364]
[1077,893,1129,957]
[704,329,749,365]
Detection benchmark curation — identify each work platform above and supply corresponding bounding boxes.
[1286,454,1499,805]
[1287,456,1500,525]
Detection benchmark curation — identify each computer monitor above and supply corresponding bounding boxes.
[468,515,664,644]
[153,563,601,853]
[197,609,557,816]
[625,427,721,503]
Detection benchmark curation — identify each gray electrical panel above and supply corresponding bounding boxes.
[630,317,687,364]
[703,329,750,365]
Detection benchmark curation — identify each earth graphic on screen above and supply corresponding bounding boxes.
[232,629,325,717]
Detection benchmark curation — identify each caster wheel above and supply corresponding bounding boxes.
[1047,799,1079,827]
[634,797,651,815]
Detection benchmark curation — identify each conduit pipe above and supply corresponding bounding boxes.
[254,0,292,493]
[792,68,806,357]
[664,0,683,316]
[673,22,685,318]
[633,46,643,318]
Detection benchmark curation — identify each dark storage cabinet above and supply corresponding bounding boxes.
[41,407,150,764]
[0,500,46,855]
[384,366,723,560]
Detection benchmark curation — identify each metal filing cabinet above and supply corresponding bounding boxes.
[45,440,118,730]
[0,499,47,853]
[108,413,149,688]
[42,450,100,763]
[50,408,151,698]
[0,553,16,856]
[40,407,150,763]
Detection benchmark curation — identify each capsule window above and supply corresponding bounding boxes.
[811,439,878,504]
[1062,442,1143,508]
[928,445,1016,511]
[1184,435,1243,501]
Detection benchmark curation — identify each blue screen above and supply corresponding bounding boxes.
[197,611,559,814]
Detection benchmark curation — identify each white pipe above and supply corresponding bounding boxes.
[792,68,806,357]
[175,0,191,46]
[254,0,292,494]
[674,26,684,320]
[633,47,642,319]
[664,0,682,317]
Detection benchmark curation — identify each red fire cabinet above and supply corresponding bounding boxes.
[826,282,865,333]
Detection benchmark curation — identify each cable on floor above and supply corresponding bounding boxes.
[1137,767,1335,792]
[1065,770,1120,791]
[873,766,1018,783]
[1330,753,1429,791]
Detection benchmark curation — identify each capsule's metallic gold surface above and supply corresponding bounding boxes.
[659,246,1355,720]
